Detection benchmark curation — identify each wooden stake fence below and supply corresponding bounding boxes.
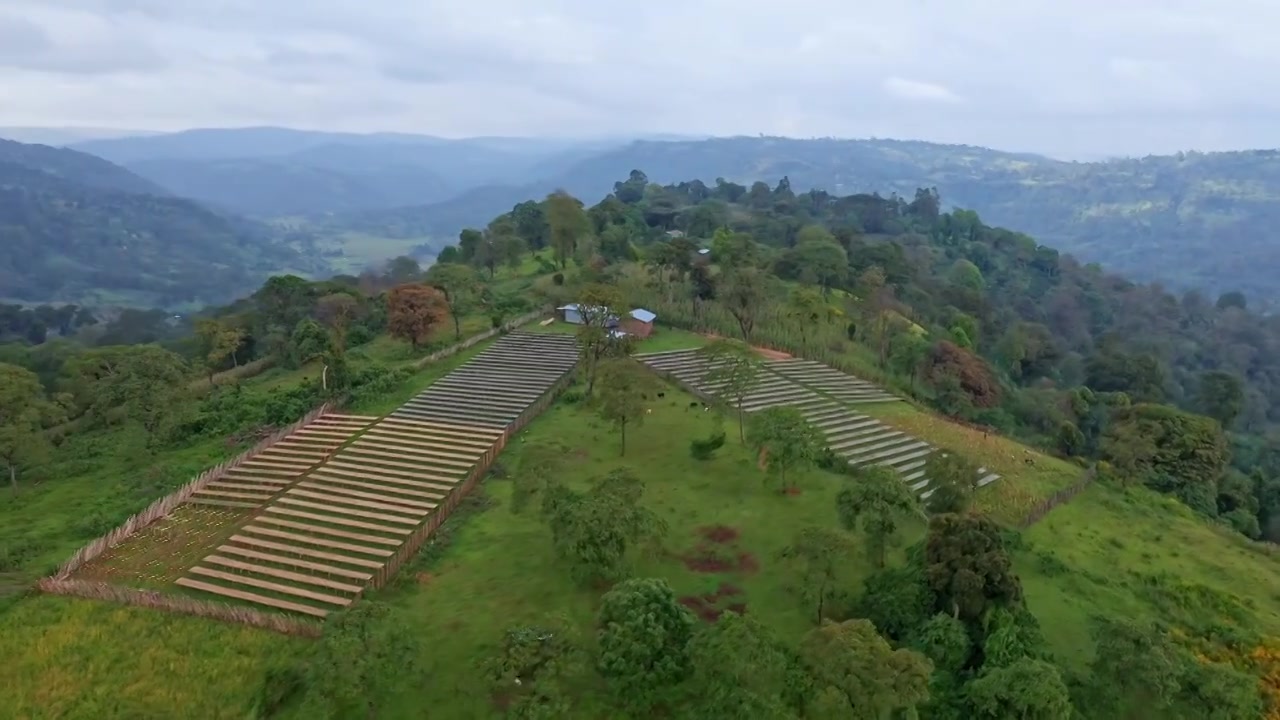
[1016,466,1098,529]
[51,403,334,580]
[36,578,323,636]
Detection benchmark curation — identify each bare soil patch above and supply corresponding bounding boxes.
[678,581,747,622]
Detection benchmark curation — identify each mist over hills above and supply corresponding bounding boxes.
[6,124,1280,306]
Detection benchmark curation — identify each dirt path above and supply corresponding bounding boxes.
[701,333,793,360]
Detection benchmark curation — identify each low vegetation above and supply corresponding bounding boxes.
[1,170,1278,718]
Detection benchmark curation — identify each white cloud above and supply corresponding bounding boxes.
[1,0,1279,156]
[882,77,962,103]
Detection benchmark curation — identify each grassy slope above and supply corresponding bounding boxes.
[3,322,1279,717]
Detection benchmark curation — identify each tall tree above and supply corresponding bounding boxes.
[64,345,188,446]
[595,358,656,456]
[922,452,981,514]
[924,514,1022,623]
[542,469,666,584]
[836,465,923,568]
[484,615,585,719]
[698,339,764,442]
[315,293,359,351]
[424,262,479,340]
[779,526,856,623]
[575,283,627,395]
[546,190,589,269]
[0,363,54,492]
[966,658,1073,719]
[511,199,550,252]
[386,284,448,351]
[193,318,245,384]
[305,602,418,719]
[1196,370,1244,429]
[720,267,771,341]
[799,619,933,717]
[597,578,696,713]
[685,612,797,718]
[747,407,824,491]
[789,235,847,294]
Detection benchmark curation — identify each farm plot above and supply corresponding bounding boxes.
[187,413,377,510]
[175,332,581,618]
[766,358,899,404]
[636,348,997,497]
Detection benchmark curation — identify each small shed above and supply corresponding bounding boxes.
[622,308,657,338]
[558,304,620,327]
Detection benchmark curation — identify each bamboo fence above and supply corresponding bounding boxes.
[50,403,333,580]
[36,578,323,637]
[1016,466,1098,529]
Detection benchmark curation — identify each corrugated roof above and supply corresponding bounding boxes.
[630,308,657,323]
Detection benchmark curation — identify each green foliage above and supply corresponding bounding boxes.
[689,429,727,460]
[63,345,188,445]
[835,464,922,567]
[747,407,824,491]
[856,558,936,642]
[924,514,1022,623]
[698,338,764,441]
[923,452,981,514]
[684,613,798,719]
[594,359,656,456]
[778,526,856,624]
[0,363,56,491]
[1196,370,1244,429]
[798,619,933,719]
[597,578,695,712]
[484,615,586,719]
[1103,403,1230,515]
[965,658,1073,719]
[541,469,666,585]
[303,602,418,719]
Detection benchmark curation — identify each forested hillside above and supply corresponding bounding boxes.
[0,140,326,307]
[2,172,1279,717]
[457,172,1280,543]
[337,137,1280,301]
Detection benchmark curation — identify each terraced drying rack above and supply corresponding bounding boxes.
[636,349,998,497]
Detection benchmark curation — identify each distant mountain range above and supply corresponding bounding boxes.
[5,125,1280,304]
[327,137,1280,301]
[0,138,322,307]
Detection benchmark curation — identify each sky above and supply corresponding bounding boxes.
[1,0,1278,158]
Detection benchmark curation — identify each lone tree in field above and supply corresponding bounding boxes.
[747,406,824,492]
[836,465,924,568]
[541,469,666,585]
[305,601,418,719]
[595,358,656,456]
[424,262,480,340]
[923,451,981,514]
[576,283,628,395]
[698,339,763,442]
[779,526,856,623]
[0,363,55,492]
[597,577,696,713]
[386,284,448,351]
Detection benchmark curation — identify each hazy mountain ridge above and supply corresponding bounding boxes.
[333,137,1280,300]
[0,139,323,307]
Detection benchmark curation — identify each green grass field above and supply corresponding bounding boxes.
[4,315,1280,718]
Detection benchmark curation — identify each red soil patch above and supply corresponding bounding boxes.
[678,582,747,622]
[681,525,759,574]
[783,487,803,496]
[699,525,740,544]
[700,333,793,360]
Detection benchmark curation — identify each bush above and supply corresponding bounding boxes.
[552,272,565,286]
[253,665,307,718]
[689,430,726,460]
[560,389,585,405]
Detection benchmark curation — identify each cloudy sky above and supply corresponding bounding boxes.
[1,0,1277,158]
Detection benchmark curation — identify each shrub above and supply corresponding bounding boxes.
[254,665,306,718]
[689,430,727,460]
[552,272,565,286]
